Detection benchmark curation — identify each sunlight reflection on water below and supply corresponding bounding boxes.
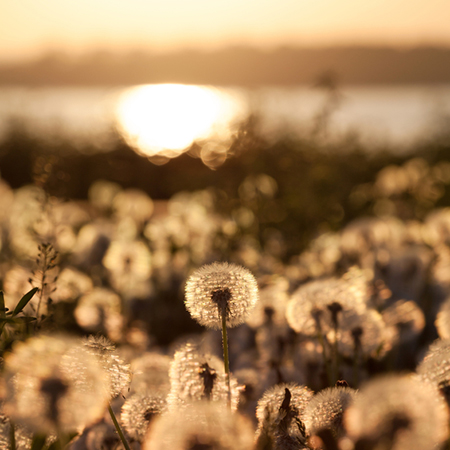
[115,84,248,163]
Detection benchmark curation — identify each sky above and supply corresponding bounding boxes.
[1,0,450,62]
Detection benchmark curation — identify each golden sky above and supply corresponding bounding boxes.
[1,0,450,62]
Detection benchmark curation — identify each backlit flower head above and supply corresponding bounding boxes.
[184,262,259,329]
[256,383,313,448]
[167,342,240,411]
[3,335,108,434]
[129,352,171,396]
[416,339,450,405]
[302,386,357,439]
[144,402,254,450]
[82,335,131,399]
[121,393,166,442]
[345,374,449,450]
[286,268,368,337]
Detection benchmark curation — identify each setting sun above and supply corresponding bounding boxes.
[115,84,246,159]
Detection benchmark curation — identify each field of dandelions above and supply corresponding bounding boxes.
[3,123,450,450]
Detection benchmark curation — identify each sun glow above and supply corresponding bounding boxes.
[115,84,246,162]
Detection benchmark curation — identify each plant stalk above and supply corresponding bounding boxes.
[108,403,131,450]
[221,312,231,407]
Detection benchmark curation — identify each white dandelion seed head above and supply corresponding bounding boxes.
[129,352,171,396]
[144,402,255,450]
[167,342,240,411]
[3,334,109,434]
[416,339,450,400]
[302,386,358,439]
[286,268,369,337]
[256,383,313,435]
[436,297,450,340]
[344,374,449,450]
[121,393,166,442]
[330,308,386,359]
[82,335,131,399]
[184,262,259,330]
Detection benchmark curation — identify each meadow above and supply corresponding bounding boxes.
[2,118,450,449]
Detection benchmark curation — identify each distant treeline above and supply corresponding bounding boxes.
[1,46,450,86]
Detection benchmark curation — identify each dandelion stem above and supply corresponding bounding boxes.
[221,312,231,407]
[9,420,15,450]
[108,403,131,450]
[315,318,333,386]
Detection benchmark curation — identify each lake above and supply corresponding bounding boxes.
[1,83,450,157]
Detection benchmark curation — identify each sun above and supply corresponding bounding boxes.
[115,84,245,159]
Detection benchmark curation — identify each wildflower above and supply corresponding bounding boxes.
[3,335,108,434]
[143,402,254,450]
[102,239,152,299]
[184,262,259,330]
[50,267,93,303]
[382,299,425,348]
[302,386,357,439]
[286,269,368,337]
[74,287,123,341]
[331,308,386,359]
[167,342,240,411]
[129,352,171,396]
[345,374,449,450]
[435,297,450,340]
[121,393,166,442]
[416,339,450,404]
[255,383,313,449]
[82,335,131,399]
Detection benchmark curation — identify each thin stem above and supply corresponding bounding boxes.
[108,403,131,450]
[9,420,15,450]
[221,312,231,407]
[315,319,333,386]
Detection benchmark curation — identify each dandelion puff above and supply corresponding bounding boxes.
[82,335,131,399]
[121,393,166,442]
[3,335,109,434]
[382,300,425,347]
[330,308,386,359]
[256,383,313,449]
[0,409,32,450]
[302,386,357,440]
[143,402,255,450]
[129,352,171,396]
[344,374,449,450]
[435,296,450,340]
[184,262,259,330]
[416,339,450,406]
[167,342,240,411]
[74,287,123,341]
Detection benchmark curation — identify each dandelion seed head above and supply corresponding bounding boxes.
[82,335,131,399]
[435,297,450,340]
[3,335,109,434]
[286,268,368,337]
[256,383,313,435]
[383,300,425,347]
[416,339,450,406]
[144,402,254,450]
[330,308,386,359]
[184,262,259,329]
[74,287,123,341]
[102,239,152,299]
[121,393,166,442]
[129,352,171,396]
[167,342,240,411]
[344,374,449,450]
[0,410,32,450]
[303,386,357,439]
[50,266,93,303]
